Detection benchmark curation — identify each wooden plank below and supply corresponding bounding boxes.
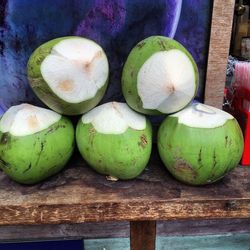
[84,233,250,250]
[0,222,129,242]
[130,221,156,250]
[84,238,129,250]
[1,218,250,241]
[0,150,249,226]
[157,218,250,237]
[204,0,235,108]
[5,233,250,250]
[85,234,250,250]
[156,233,250,250]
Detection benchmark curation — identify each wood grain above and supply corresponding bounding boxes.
[204,0,235,108]
[1,218,250,241]
[130,221,156,250]
[0,222,129,242]
[85,238,130,250]
[0,149,249,226]
[157,218,250,237]
[156,233,250,250]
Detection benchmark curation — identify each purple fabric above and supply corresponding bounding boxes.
[0,0,212,112]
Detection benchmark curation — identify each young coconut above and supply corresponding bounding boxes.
[76,102,152,180]
[0,104,74,184]
[27,36,109,115]
[158,103,244,185]
[122,36,199,115]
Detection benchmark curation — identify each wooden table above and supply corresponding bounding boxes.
[0,149,249,250]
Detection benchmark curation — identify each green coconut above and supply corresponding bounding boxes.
[27,36,109,115]
[0,104,74,184]
[76,102,152,180]
[157,103,244,185]
[122,36,199,115]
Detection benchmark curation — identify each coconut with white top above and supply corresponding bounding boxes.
[0,104,74,184]
[157,103,244,185]
[27,36,109,115]
[122,36,199,115]
[76,102,152,180]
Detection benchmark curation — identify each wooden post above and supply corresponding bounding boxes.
[204,0,235,108]
[130,221,156,250]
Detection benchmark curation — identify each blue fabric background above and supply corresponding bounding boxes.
[0,0,212,116]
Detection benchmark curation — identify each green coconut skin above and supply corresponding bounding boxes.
[0,117,74,184]
[27,36,108,115]
[121,36,199,115]
[158,117,244,185]
[76,120,152,180]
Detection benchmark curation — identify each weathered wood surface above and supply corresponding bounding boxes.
[1,218,250,241]
[130,221,156,250]
[0,222,129,242]
[157,218,250,236]
[0,148,249,226]
[156,233,250,250]
[84,234,250,250]
[204,0,235,108]
[85,238,130,250]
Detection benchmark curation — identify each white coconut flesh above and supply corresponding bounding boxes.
[0,104,61,136]
[40,38,109,103]
[82,102,146,134]
[171,103,234,128]
[137,49,196,113]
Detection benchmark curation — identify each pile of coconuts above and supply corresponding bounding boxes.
[0,36,244,185]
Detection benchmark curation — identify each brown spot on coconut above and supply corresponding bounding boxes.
[27,115,39,129]
[57,79,74,92]
[174,159,198,183]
